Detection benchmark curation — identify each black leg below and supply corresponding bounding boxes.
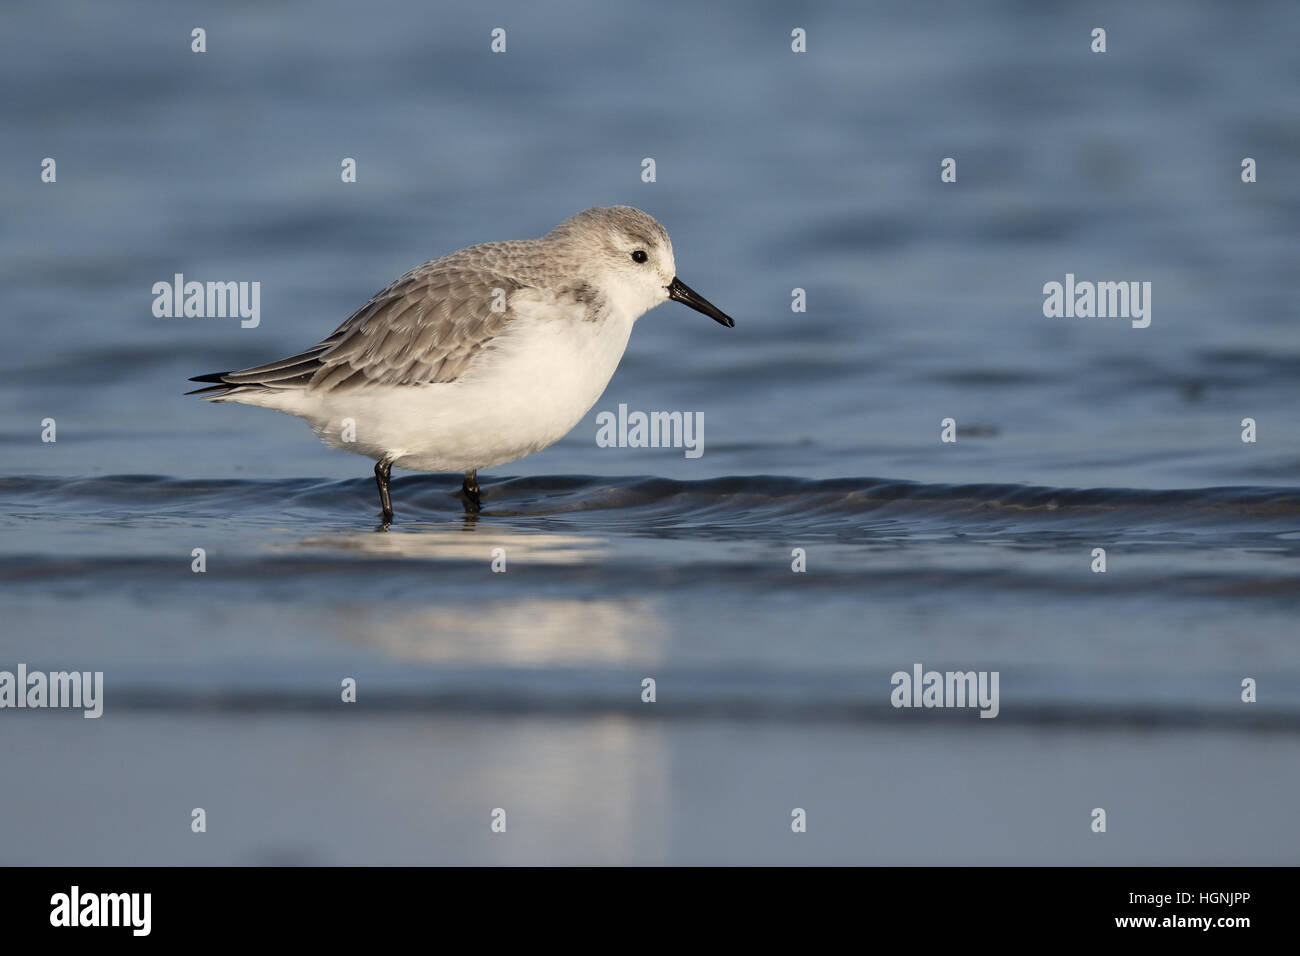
[461,469,481,513]
[374,459,394,523]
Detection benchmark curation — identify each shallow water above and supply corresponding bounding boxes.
[2,0,1299,863]
[3,473,1298,725]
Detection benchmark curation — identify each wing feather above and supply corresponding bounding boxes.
[200,246,531,394]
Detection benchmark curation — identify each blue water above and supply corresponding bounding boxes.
[1,0,1298,864]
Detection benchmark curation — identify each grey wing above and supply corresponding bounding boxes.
[206,259,525,393]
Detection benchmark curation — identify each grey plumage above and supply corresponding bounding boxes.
[188,206,667,397]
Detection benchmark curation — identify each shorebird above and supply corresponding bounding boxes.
[189,206,734,522]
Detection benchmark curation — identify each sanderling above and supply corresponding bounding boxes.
[189,206,735,523]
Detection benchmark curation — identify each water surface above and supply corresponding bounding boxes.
[1,0,1298,864]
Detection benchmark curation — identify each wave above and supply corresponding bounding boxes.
[10,664,1296,730]
[5,473,1300,530]
[3,473,1298,730]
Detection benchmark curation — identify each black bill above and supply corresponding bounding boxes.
[668,277,736,328]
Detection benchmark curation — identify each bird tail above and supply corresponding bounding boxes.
[186,371,270,400]
[187,343,331,399]
[186,371,238,398]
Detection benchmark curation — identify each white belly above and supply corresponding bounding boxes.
[264,308,637,473]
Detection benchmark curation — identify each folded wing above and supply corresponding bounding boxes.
[189,253,526,395]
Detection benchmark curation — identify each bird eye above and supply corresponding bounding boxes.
[631,250,648,263]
